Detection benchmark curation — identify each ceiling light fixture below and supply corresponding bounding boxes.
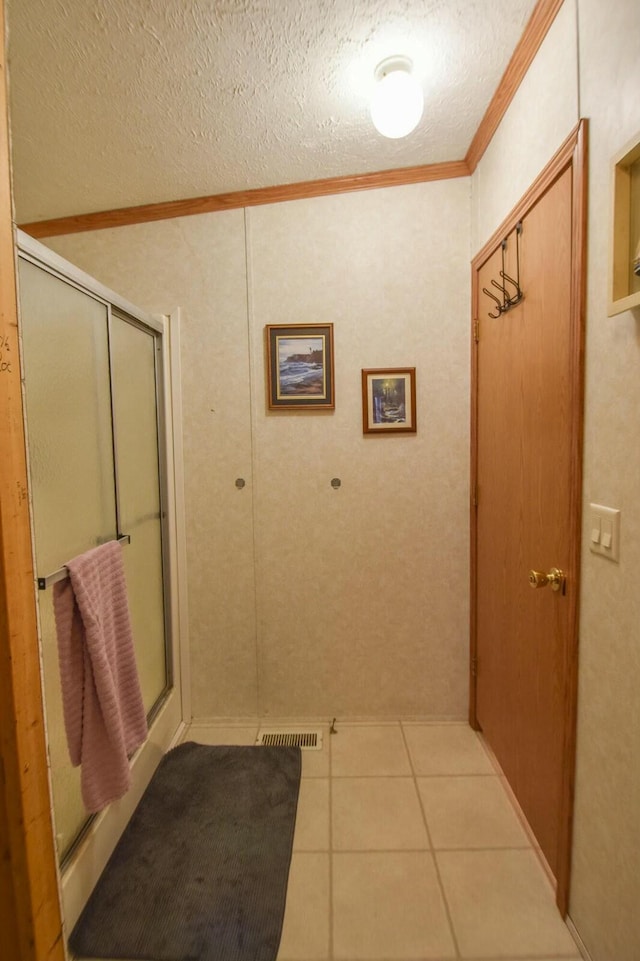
[370,55,424,139]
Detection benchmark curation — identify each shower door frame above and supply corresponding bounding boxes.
[16,230,188,932]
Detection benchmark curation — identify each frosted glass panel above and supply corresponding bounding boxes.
[18,258,117,859]
[110,314,168,710]
[18,259,116,569]
[18,260,171,861]
[38,592,86,857]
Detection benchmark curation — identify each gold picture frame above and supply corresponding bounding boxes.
[361,367,416,435]
[265,324,335,410]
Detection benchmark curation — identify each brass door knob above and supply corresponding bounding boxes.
[528,568,566,592]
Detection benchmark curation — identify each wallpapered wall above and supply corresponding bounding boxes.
[471,1,640,958]
[572,1,640,958]
[46,2,640,953]
[48,176,472,722]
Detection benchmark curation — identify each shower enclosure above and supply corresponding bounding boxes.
[16,231,184,929]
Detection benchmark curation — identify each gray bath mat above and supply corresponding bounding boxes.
[69,742,301,961]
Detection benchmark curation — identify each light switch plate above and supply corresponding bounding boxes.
[589,503,620,562]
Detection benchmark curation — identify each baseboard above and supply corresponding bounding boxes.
[565,915,594,960]
[187,713,468,727]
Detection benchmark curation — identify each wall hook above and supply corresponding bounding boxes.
[482,286,504,319]
[483,222,524,318]
[500,270,523,308]
[490,277,510,299]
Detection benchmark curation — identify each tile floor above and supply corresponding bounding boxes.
[184,720,583,961]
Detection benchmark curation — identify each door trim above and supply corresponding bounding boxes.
[469,119,588,915]
[0,1,65,955]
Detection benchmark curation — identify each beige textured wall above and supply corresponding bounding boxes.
[472,1,640,958]
[48,213,260,718]
[48,177,471,721]
[247,183,471,718]
[470,0,578,252]
[570,1,640,958]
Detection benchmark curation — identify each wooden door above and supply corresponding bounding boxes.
[471,124,587,914]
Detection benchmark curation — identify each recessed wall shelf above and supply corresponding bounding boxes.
[609,130,640,316]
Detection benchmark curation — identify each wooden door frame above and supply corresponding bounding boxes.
[0,2,65,957]
[469,119,588,916]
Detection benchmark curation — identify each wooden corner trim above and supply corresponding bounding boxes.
[19,160,470,239]
[465,0,566,173]
[555,115,588,918]
[0,0,65,956]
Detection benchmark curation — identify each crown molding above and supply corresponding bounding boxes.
[20,161,469,239]
[19,0,565,238]
[465,0,565,172]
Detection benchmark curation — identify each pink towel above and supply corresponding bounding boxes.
[53,540,148,813]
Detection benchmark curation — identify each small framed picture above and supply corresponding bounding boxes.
[265,324,335,410]
[361,367,417,434]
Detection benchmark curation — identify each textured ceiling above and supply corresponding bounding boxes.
[6,0,538,224]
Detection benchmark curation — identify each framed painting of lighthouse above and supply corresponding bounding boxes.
[265,324,335,410]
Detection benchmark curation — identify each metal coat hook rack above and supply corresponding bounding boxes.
[483,222,524,318]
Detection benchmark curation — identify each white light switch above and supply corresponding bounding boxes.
[589,503,620,561]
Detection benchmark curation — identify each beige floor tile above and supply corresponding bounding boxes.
[277,852,330,960]
[301,742,331,778]
[403,723,495,775]
[182,724,258,745]
[332,777,429,851]
[292,778,329,851]
[331,724,412,776]
[418,775,530,849]
[333,851,456,960]
[437,849,580,958]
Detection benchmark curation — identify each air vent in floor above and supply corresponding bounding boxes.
[256,730,323,750]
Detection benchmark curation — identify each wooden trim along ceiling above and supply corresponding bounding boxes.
[464,0,565,172]
[20,160,469,238]
[18,0,565,239]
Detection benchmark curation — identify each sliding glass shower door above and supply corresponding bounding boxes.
[110,311,169,714]
[18,253,172,862]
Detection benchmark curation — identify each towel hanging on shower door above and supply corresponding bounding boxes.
[53,540,148,813]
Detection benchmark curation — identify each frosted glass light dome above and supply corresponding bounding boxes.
[370,56,424,139]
